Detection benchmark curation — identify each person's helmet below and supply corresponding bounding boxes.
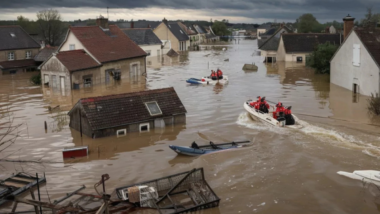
[261,98,265,102]
[276,102,282,107]
[287,106,292,110]
[262,97,266,100]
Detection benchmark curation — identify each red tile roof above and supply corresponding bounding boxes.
[69,87,187,130]
[70,25,147,63]
[56,50,101,72]
[0,59,37,70]
[355,28,380,67]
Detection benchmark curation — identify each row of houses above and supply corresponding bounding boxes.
[258,15,380,97]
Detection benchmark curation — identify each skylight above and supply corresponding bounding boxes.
[145,101,162,116]
[180,30,183,34]
[10,33,15,37]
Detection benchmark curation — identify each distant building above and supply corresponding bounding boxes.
[0,26,40,74]
[259,25,292,63]
[277,33,342,62]
[40,17,147,91]
[68,87,187,138]
[177,23,199,47]
[331,15,380,96]
[154,18,190,53]
[257,24,272,40]
[192,24,207,44]
[122,28,162,57]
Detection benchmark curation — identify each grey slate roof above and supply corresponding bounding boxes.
[166,23,189,41]
[122,29,162,46]
[115,21,160,29]
[282,33,342,53]
[193,25,206,34]
[34,46,58,62]
[259,26,292,50]
[0,26,41,51]
[258,24,272,30]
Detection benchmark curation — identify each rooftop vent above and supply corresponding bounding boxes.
[10,33,15,37]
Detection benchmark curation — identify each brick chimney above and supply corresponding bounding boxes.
[96,15,109,29]
[343,14,355,40]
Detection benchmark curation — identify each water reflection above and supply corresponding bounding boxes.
[213,83,224,94]
[66,124,186,163]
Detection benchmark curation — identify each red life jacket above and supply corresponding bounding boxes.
[211,72,216,77]
[217,70,223,76]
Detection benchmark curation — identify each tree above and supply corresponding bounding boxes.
[36,9,65,46]
[307,42,339,74]
[297,14,323,33]
[212,21,231,36]
[361,7,380,27]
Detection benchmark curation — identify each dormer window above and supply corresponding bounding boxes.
[180,30,183,34]
[8,52,14,60]
[10,33,15,37]
[145,101,162,116]
[25,51,32,59]
[69,44,75,50]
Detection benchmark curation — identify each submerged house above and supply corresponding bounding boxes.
[276,33,342,62]
[122,28,163,57]
[259,25,292,63]
[68,87,187,138]
[0,26,41,74]
[153,18,190,53]
[331,15,380,96]
[40,17,147,90]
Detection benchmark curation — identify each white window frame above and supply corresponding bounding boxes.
[69,44,75,50]
[145,101,163,116]
[116,129,127,137]
[8,52,14,60]
[25,50,32,59]
[139,123,150,132]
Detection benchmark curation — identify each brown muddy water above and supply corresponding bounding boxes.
[1,39,380,213]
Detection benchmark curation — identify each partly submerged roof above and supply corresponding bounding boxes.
[56,50,101,72]
[69,25,147,63]
[282,33,342,53]
[122,28,162,45]
[69,87,187,130]
[259,26,292,50]
[0,26,40,51]
[0,59,37,70]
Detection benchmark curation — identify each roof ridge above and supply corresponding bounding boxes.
[80,87,175,101]
[0,25,22,28]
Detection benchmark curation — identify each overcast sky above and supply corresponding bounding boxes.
[0,0,378,23]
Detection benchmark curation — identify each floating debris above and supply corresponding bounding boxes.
[242,63,258,71]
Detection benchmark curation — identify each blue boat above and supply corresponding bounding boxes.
[169,140,250,156]
[186,75,229,85]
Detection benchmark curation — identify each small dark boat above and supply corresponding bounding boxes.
[169,140,250,156]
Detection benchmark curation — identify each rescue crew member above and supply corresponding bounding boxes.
[259,98,270,113]
[217,69,223,79]
[211,70,217,80]
[274,102,285,119]
[284,106,295,125]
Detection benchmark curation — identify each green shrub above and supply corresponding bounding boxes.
[307,42,339,74]
[368,93,380,116]
[31,72,41,85]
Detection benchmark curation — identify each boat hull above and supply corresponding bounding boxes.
[243,101,302,129]
[338,170,380,185]
[186,75,229,85]
[169,141,250,156]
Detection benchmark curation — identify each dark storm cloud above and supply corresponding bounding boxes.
[0,0,379,22]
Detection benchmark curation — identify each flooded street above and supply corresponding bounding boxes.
[1,39,380,213]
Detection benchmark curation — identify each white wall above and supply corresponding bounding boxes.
[139,44,162,57]
[60,31,85,51]
[331,31,380,96]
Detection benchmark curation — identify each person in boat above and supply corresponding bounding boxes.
[210,141,220,149]
[284,106,295,125]
[259,97,270,113]
[191,141,200,149]
[274,102,286,121]
[211,70,217,80]
[217,69,223,79]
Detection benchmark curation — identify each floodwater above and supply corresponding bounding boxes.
[1,39,380,213]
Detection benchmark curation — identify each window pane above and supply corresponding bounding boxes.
[146,102,162,115]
